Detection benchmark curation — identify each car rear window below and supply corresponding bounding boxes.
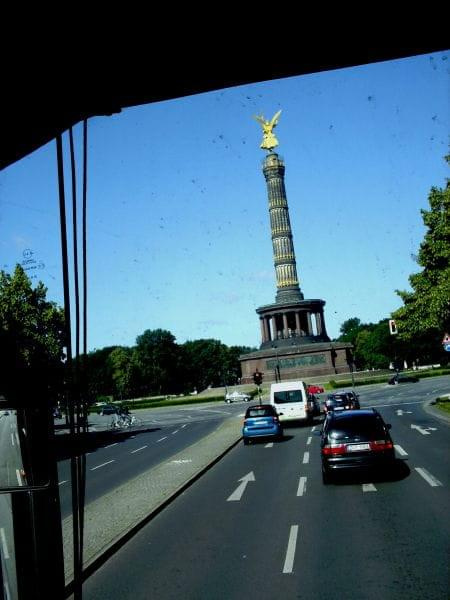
[273,390,303,404]
[246,407,275,418]
[328,415,386,440]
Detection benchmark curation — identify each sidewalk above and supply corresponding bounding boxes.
[63,414,242,586]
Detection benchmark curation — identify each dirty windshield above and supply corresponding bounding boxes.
[1,50,449,599]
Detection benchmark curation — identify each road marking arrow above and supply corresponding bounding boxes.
[411,424,431,435]
[227,472,255,501]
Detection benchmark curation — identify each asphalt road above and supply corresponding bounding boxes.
[0,412,24,488]
[82,377,450,600]
[58,403,247,517]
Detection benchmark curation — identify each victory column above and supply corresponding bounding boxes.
[239,111,353,382]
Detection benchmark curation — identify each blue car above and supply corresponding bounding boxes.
[242,404,283,445]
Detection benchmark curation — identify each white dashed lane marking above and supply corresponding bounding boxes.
[415,467,443,487]
[130,445,148,454]
[90,460,115,471]
[265,443,274,448]
[302,452,310,464]
[362,483,377,492]
[283,525,299,574]
[297,477,307,497]
[306,436,312,445]
[0,528,10,559]
[394,444,408,456]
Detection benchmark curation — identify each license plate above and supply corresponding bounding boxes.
[347,443,370,452]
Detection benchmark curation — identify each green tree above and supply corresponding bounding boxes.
[180,339,229,392]
[223,345,255,385]
[354,320,398,370]
[108,346,134,400]
[0,265,65,402]
[337,317,363,345]
[393,156,450,357]
[135,329,180,395]
[83,346,118,401]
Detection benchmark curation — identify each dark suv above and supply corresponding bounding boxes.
[323,392,360,414]
[320,409,395,483]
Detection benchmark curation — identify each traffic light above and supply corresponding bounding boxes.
[253,370,263,385]
[389,319,398,335]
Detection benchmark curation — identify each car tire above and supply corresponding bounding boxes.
[243,438,250,445]
[322,466,332,485]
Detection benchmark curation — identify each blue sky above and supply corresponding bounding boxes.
[1,50,449,352]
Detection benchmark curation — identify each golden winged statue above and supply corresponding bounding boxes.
[254,109,282,151]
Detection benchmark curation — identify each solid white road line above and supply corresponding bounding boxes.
[302,452,310,464]
[394,444,408,456]
[306,436,312,445]
[130,446,148,454]
[362,483,377,492]
[105,443,119,449]
[297,477,307,497]
[415,467,443,487]
[157,437,167,442]
[283,525,299,574]
[15,470,23,486]
[265,443,274,448]
[58,480,68,486]
[90,460,115,471]
[0,528,10,559]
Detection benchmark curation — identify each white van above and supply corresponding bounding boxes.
[269,380,311,424]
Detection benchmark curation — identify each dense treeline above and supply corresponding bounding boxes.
[83,330,254,401]
[335,316,447,371]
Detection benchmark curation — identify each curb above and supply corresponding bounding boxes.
[422,397,450,425]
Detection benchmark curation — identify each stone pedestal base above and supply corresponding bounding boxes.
[239,342,353,383]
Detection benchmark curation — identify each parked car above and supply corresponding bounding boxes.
[242,404,283,444]
[320,409,395,483]
[388,373,419,385]
[98,404,119,415]
[225,390,251,403]
[307,384,324,395]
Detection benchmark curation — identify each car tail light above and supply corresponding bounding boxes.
[369,440,393,451]
[322,443,346,455]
